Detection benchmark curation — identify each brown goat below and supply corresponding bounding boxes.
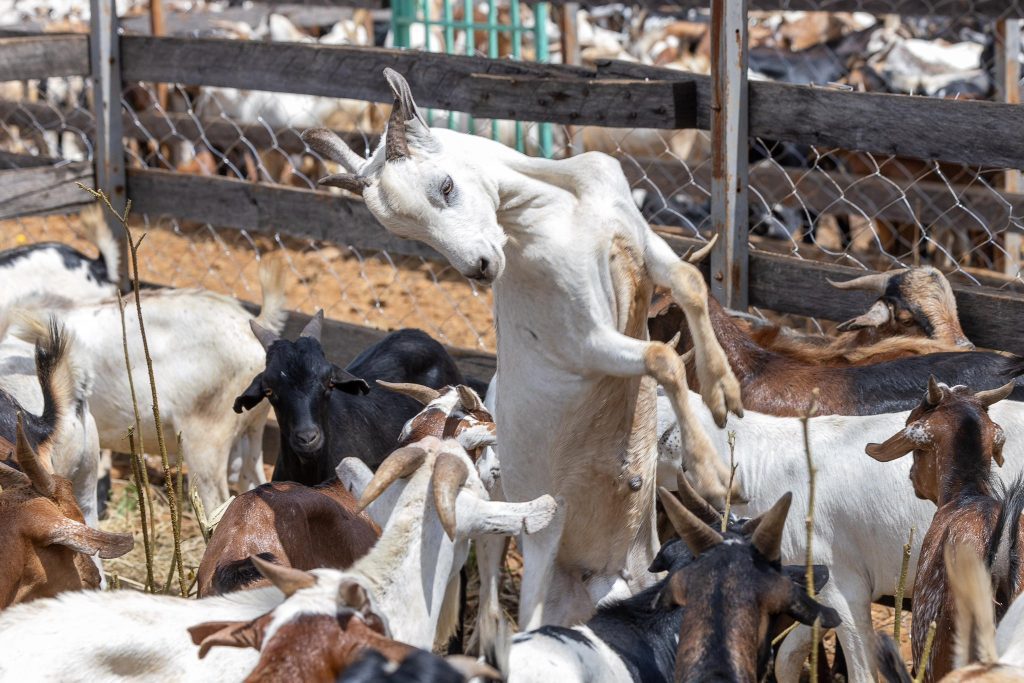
[865,379,1020,682]
[190,558,497,683]
[650,289,1020,417]
[0,415,132,608]
[196,383,495,597]
[650,266,971,368]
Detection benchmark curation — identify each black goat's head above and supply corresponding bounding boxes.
[658,487,840,683]
[233,311,369,456]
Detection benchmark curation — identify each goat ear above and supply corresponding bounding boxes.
[383,68,427,127]
[865,426,921,462]
[233,374,266,413]
[994,425,1006,467]
[785,583,842,630]
[188,615,271,659]
[836,299,892,332]
[667,570,687,607]
[42,519,133,559]
[456,384,484,412]
[330,366,370,395]
[782,564,830,594]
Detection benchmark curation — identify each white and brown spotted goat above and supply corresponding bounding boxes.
[303,68,742,634]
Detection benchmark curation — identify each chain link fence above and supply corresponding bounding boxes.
[1,1,1022,348]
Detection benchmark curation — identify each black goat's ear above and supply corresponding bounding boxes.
[786,582,841,629]
[330,366,370,395]
[233,374,266,413]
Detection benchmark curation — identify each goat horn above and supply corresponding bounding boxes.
[680,347,695,365]
[300,127,367,174]
[456,384,484,412]
[673,470,723,527]
[358,445,428,511]
[376,380,440,405]
[433,451,469,540]
[250,555,316,597]
[299,310,323,343]
[927,375,944,407]
[685,234,717,265]
[975,380,1016,408]
[657,486,722,557]
[0,460,29,490]
[15,413,54,498]
[827,270,899,294]
[749,492,792,562]
[319,173,368,196]
[249,319,279,352]
[444,655,503,681]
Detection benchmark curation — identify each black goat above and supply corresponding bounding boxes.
[233,312,464,485]
[500,474,837,683]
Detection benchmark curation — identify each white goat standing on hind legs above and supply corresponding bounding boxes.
[301,69,742,633]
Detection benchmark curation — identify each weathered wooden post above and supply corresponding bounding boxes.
[997,18,1022,277]
[89,0,129,287]
[709,0,749,309]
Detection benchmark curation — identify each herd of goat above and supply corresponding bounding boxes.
[3,69,1024,683]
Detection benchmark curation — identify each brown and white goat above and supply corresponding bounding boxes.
[0,415,132,608]
[191,558,498,683]
[195,382,493,597]
[865,378,1021,682]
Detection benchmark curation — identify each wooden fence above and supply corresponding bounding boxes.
[1,0,1024,363]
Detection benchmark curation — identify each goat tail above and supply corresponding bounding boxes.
[254,252,287,335]
[28,316,74,472]
[946,542,999,669]
[875,633,912,683]
[80,202,121,285]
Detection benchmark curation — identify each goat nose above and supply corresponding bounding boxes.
[478,258,490,277]
[295,428,319,445]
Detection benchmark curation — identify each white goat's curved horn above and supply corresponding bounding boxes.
[319,173,368,196]
[250,554,316,597]
[15,413,54,498]
[685,234,717,264]
[249,319,279,352]
[975,380,1016,408]
[827,270,899,294]
[300,127,367,174]
[376,380,440,405]
[658,487,722,557]
[749,492,791,562]
[433,451,469,540]
[357,445,428,511]
[444,655,503,681]
[299,310,323,342]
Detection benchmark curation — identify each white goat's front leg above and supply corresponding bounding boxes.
[581,328,733,506]
[645,235,742,427]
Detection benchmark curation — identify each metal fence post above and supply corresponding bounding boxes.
[90,0,129,288]
[709,0,749,309]
[997,19,1022,277]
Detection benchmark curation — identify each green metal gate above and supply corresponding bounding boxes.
[391,0,554,157]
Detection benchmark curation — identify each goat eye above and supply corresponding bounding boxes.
[441,176,454,198]
[264,388,274,398]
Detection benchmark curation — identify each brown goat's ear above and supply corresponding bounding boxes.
[233,374,266,414]
[865,426,922,462]
[330,366,370,395]
[456,385,484,413]
[42,519,134,559]
[0,460,29,489]
[836,299,893,332]
[993,426,1006,468]
[189,615,272,658]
